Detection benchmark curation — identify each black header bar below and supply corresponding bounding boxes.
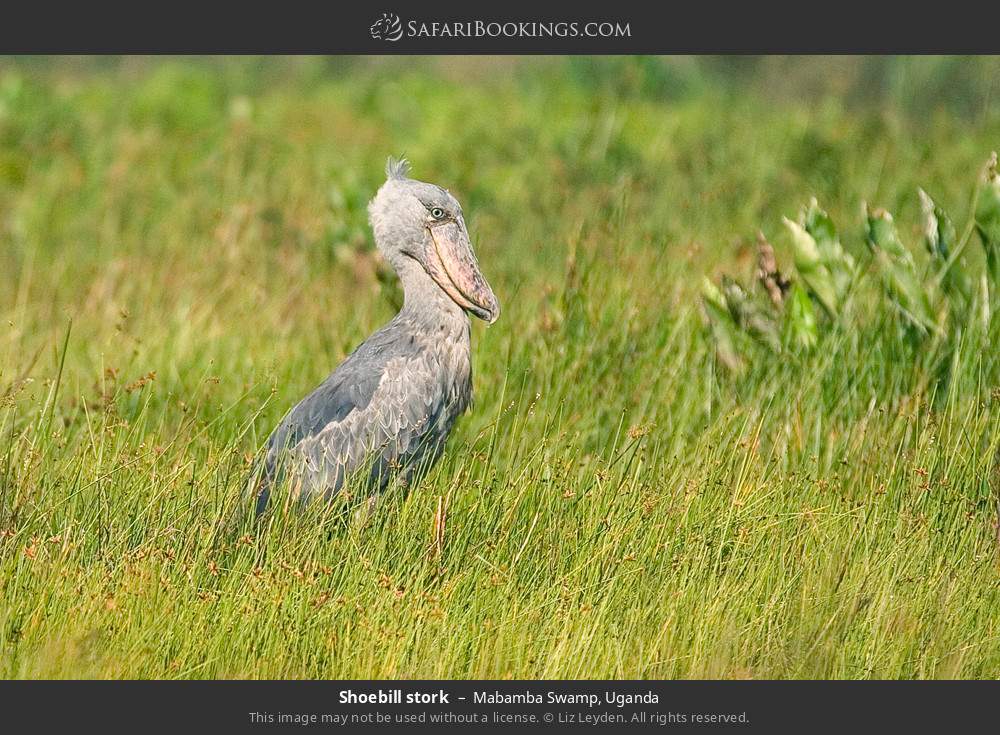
[1,3,999,54]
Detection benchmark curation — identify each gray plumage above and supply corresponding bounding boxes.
[252,159,499,514]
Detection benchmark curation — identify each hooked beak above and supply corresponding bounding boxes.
[425,219,500,324]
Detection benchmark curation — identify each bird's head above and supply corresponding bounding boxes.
[368,157,500,324]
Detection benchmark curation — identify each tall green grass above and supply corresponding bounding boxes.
[1,57,999,679]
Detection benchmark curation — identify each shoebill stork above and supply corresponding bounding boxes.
[251,158,500,514]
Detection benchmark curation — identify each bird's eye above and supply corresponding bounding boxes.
[430,207,446,220]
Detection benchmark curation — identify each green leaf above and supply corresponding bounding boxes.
[975,152,1000,296]
[721,276,781,353]
[784,282,818,351]
[864,203,937,335]
[802,198,856,306]
[701,277,745,373]
[783,216,839,318]
[919,187,969,305]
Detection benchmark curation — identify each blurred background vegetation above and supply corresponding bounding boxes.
[2,55,998,288]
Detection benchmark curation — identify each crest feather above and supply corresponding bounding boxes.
[386,156,411,180]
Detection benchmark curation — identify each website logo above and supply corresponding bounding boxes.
[368,15,632,43]
[370,13,403,42]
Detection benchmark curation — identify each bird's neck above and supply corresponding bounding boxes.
[395,257,470,335]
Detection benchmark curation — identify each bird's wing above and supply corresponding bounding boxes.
[299,351,447,479]
[266,356,383,458]
[255,347,444,508]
